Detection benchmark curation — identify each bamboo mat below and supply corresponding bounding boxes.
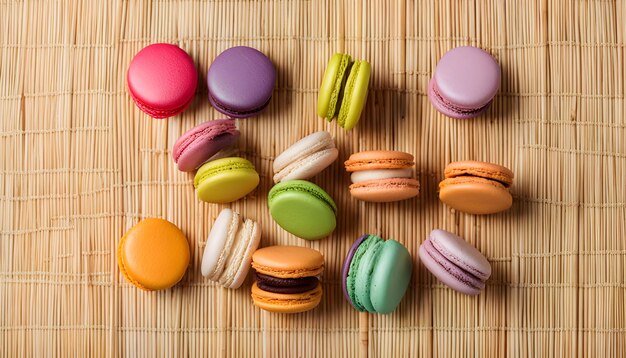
[1,0,625,357]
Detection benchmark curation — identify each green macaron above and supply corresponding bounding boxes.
[344,235,412,314]
[268,180,337,240]
[194,157,260,203]
[317,53,371,130]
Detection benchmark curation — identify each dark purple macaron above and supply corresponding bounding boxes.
[341,234,369,304]
[207,46,276,118]
[255,273,318,294]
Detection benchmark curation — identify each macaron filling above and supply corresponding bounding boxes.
[337,60,362,128]
[350,168,413,184]
[255,273,319,294]
[326,55,352,120]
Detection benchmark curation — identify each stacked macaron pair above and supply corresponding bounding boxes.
[127,44,275,119]
[268,131,340,241]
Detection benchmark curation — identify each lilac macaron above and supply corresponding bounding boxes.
[207,46,276,118]
[428,46,500,119]
[418,229,491,296]
[172,119,240,172]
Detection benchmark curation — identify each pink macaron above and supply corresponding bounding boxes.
[127,43,198,118]
[172,119,240,172]
[419,229,491,296]
[428,46,500,119]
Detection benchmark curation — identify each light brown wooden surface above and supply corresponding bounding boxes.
[1,0,625,356]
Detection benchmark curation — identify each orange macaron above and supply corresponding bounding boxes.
[117,218,190,291]
[344,150,420,202]
[439,160,514,214]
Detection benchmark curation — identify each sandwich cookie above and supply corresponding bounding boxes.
[172,119,240,172]
[127,43,197,118]
[117,218,190,291]
[268,180,337,240]
[207,46,275,118]
[428,46,500,119]
[251,246,324,313]
[439,160,514,214]
[419,229,491,296]
[344,150,420,202]
[272,131,338,183]
[342,235,412,314]
[317,53,371,130]
[194,157,260,203]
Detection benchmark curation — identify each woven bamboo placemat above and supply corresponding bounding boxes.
[1,0,625,357]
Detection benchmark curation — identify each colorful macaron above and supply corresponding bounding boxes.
[317,53,371,130]
[419,229,491,296]
[439,160,514,214]
[201,209,261,289]
[194,157,260,203]
[428,46,500,119]
[344,150,420,202]
[342,235,412,314]
[127,43,197,118]
[272,131,338,183]
[251,246,324,313]
[207,46,275,118]
[268,180,337,240]
[117,218,190,291]
[172,119,240,172]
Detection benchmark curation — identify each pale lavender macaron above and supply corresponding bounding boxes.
[418,229,491,296]
[172,119,240,172]
[207,46,276,118]
[428,46,501,119]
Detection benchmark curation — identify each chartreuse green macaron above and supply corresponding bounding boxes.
[343,235,412,314]
[194,157,259,203]
[317,53,371,130]
[268,180,337,240]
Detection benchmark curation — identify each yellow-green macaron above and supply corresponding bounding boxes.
[317,53,371,130]
[194,157,260,203]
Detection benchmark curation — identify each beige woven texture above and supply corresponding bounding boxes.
[1,0,626,357]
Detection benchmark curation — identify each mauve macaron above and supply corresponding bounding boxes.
[207,46,276,118]
[127,44,198,118]
[428,46,500,119]
[172,119,240,172]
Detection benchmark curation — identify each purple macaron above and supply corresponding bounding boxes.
[207,46,276,118]
[418,229,491,296]
[428,46,500,119]
[172,119,240,172]
[341,234,369,304]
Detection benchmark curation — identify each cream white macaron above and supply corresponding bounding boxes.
[272,131,339,183]
[201,209,261,289]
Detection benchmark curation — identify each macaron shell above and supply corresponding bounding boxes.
[341,235,369,304]
[439,177,512,214]
[201,209,236,277]
[349,178,420,202]
[337,60,371,130]
[118,218,190,291]
[273,148,339,183]
[252,246,324,278]
[317,53,352,120]
[369,240,413,314]
[346,235,383,311]
[430,229,491,281]
[345,150,414,172]
[127,44,197,118]
[207,46,275,118]
[194,158,260,204]
[427,78,490,119]
[251,282,322,313]
[272,131,335,173]
[444,160,514,187]
[432,46,500,109]
[268,181,337,240]
[419,241,482,296]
